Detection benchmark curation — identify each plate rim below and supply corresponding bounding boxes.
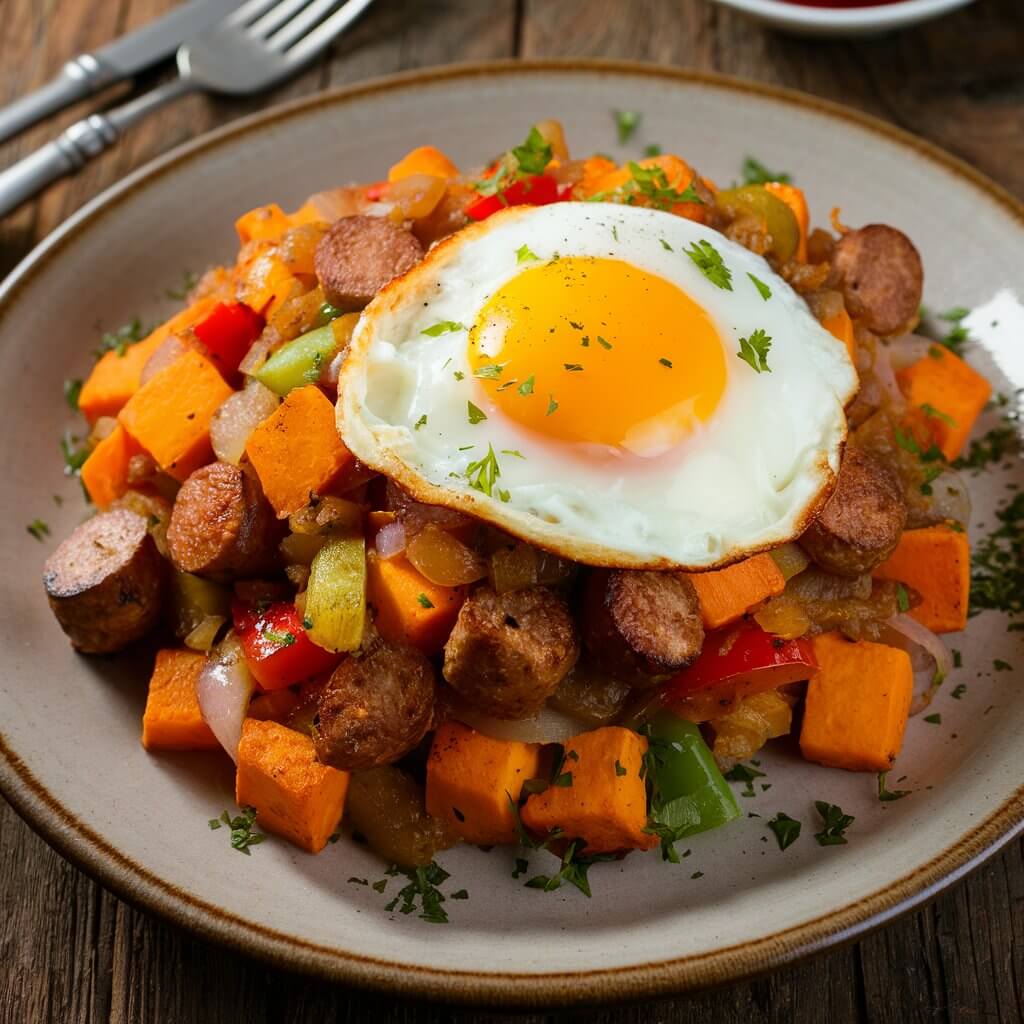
[1,58,1022,1007]
[708,0,974,31]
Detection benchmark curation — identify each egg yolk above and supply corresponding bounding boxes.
[467,257,727,457]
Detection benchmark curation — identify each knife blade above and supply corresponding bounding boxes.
[0,0,243,147]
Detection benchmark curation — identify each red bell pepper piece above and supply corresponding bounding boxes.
[193,302,265,380]
[465,173,564,221]
[233,600,341,691]
[664,620,816,705]
[365,181,389,201]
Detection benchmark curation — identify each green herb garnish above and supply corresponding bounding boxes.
[474,363,506,380]
[465,444,501,496]
[685,239,732,290]
[94,318,145,359]
[813,801,854,846]
[547,395,558,416]
[877,772,910,802]
[516,243,539,263]
[924,713,942,724]
[724,762,766,798]
[421,320,465,337]
[414,414,427,430]
[63,378,83,411]
[165,269,199,301]
[26,519,50,542]
[467,401,487,425]
[511,125,553,175]
[614,110,642,144]
[737,329,772,374]
[747,273,772,301]
[417,593,434,609]
[212,806,265,855]
[382,862,457,924]
[896,583,911,613]
[741,156,792,186]
[518,375,535,396]
[767,812,801,850]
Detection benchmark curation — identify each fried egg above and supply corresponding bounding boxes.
[337,202,857,569]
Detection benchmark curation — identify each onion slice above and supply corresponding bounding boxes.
[886,333,936,372]
[883,613,953,714]
[375,521,407,560]
[197,632,255,761]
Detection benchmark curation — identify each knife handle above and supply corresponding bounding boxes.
[0,55,117,147]
[0,113,120,218]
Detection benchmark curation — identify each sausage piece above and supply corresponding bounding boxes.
[800,446,908,577]
[314,215,424,310]
[166,462,280,580]
[831,224,923,336]
[43,509,164,654]
[584,570,704,689]
[442,585,579,719]
[314,636,436,771]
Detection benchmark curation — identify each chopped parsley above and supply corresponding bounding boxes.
[511,125,553,175]
[924,713,942,725]
[512,857,530,879]
[552,771,574,788]
[953,425,1020,472]
[209,806,265,855]
[747,273,772,301]
[920,402,956,427]
[547,395,558,416]
[414,414,427,430]
[597,335,612,349]
[970,492,1024,617]
[518,375,535,396]
[516,243,539,263]
[737,329,772,374]
[94,318,145,359]
[60,431,90,477]
[421,320,464,337]
[501,448,526,459]
[741,156,792,186]
[625,161,703,210]
[685,239,732,290]
[262,628,296,648]
[63,378,82,411]
[813,802,854,846]
[658,357,673,369]
[614,109,642,144]
[417,593,434,609]
[317,302,344,325]
[896,583,911,613]
[165,269,199,300]
[659,238,674,251]
[615,759,627,777]
[525,840,612,898]
[877,772,910,802]
[644,143,662,157]
[467,401,487,425]
[474,363,506,380]
[952,684,967,699]
[382,862,459,924]
[26,519,50,542]
[934,305,972,355]
[767,812,801,850]
[563,363,583,372]
[465,444,501,496]
[994,658,1012,671]
[724,762,766,798]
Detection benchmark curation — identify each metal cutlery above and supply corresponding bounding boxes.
[0,0,374,218]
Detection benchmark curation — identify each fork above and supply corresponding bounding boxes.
[0,0,374,218]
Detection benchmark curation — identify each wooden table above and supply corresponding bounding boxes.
[2,1,1022,1020]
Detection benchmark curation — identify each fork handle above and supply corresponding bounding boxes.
[0,77,194,218]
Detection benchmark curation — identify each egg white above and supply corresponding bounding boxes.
[337,202,858,569]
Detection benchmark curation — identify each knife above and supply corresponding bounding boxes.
[0,0,243,146]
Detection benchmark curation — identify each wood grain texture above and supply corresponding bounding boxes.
[1,0,1022,1020]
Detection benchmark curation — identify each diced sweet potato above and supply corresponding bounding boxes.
[821,307,855,362]
[686,554,785,630]
[245,385,355,518]
[366,551,466,655]
[235,203,292,245]
[521,727,656,854]
[800,632,913,772]
[142,648,219,751]
[81,424,141,510]
[388,145,459,182]
[235,718,348,853]
[873,525,970,633]
[118,349,232,482]
[426,721,541,845]
[897,347,991,461]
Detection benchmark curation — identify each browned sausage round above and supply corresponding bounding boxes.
[442,585,579,719]
[166,462,280,580]
[314,637,436,771]
[43,509,164,654]
[314,215,424,310]
[800,446,908,577]
[831,224,923,337]
[583,569,704,688]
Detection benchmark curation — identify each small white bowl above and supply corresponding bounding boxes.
[709,0,975,37]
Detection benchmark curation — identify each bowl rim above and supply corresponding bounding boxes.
[709,0,974,28]
[1,58,1022,1008]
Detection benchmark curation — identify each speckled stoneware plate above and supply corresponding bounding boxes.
[1,61,1021,1007]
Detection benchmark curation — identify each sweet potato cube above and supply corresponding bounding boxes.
[142,649,219,751]
[873,525,971,633]
[235,203,292,245]
[118,349,232,482]
[78,297,218,423]
[687,553,785,629]
[896,347,991,461]
[235,718,348,853]
[81,424,141,510]
[800,632,913,773]
[245,385,355,517]
[521,727,656,854]
[426,722,541,845]
[366,552,466,655]
[821,307,856,362]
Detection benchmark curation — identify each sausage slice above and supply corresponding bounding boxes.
[314,215,424,310]
[43,509,164,654]
[584,570,704,688]
[442,585,579,719]
[800,446,908,577]
[166,462,280,580]
[831,224,923,336]
[314,637,436,771]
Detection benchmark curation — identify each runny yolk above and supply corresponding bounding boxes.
[467,256,727,457]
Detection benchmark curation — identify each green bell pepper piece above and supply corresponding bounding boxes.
[254,324,336,396]
[641,710,741,860]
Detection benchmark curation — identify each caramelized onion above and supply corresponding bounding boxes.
[406,524,486,586]
[883,614,953,714]
[768,542,810,582]
[210,381,280,465]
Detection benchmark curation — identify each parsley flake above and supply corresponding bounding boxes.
[615,760,627,777]
[474,363,506,380]
[814,802,854,846]
[626,161,703,210]
[597,335,612,349]
[547,395,558,416]
[380,861,457,924]
[920,402,956,427]
[421,320,465,337]
[63,378,83,411]
[417,593,434,609]
[742,156,792,186]
[737,329,772,374]
[212,806,265,855]
[896,583,911,613]
[747,273,772,301]
[660,238,674,251]
[516,243,539,263]
[94,318,145,360]
[685,239,732,290]
[658,357,673,369]
[644,143,662,157]
[511,126,553,175]
[614,109,642,144]
[465,444,501,496]
[26,519,50,542]
[767,813,801,850]
[414,414,427,430]
[563,363,583,372]
[878,772,910,802]
[518,375,535,396]
[724,762,767,798]
[952,683,967,699]
[467,401,487,426]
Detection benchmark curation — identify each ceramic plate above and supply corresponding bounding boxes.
[708,0,975,38]
[1,61,1021,1007]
